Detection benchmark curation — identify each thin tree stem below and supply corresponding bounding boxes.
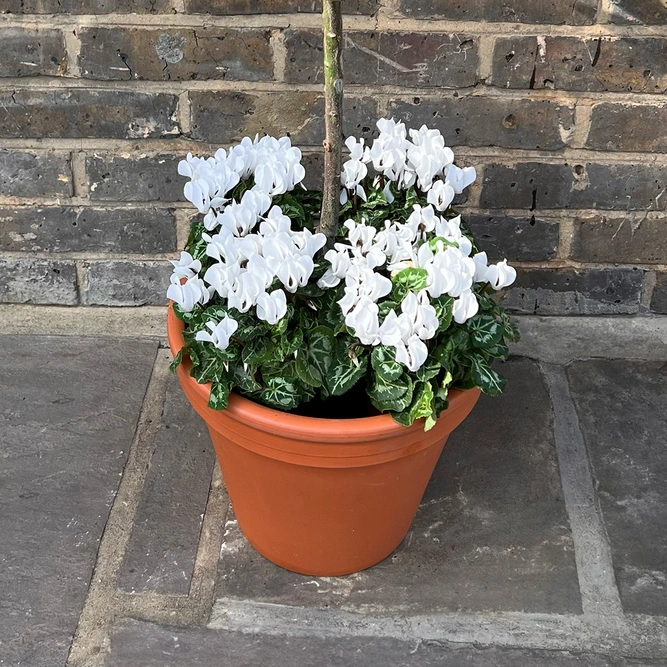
[317,0,344,248]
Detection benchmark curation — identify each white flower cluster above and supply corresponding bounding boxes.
[317,208,516,372]
[340,119,476,208]
[178,135,306,215]
[168,136,325,352]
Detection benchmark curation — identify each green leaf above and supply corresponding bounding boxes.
[295,282,325,298]
[368,371,410,404]
[371,345,403,382]
[428,236,459,252]
[242,337,275,366]
[232,363,261,393]
[234,318,266,342]
[410,381,435,422]
[424,413,437,431]
[416,357,440,382]
[208,379,230,410]
[501,312,521,343]
[436,371,453,401]
[468,315,504,349]
[378,300,399,320]
[390,409,414,426]
[431,295,454,333]
[192,349,224,384]
[391,267,428,302]
[271,305,294,336]
[308,326,335,379]
[391,380,434,428]
[370,376,413,413]
[294,349,323,387]
[326,353,368,397]
[169,349,183,373]
[470,357,507,396]
[318,287,345,328]
[276,192,306,223]
[484,342,510,361]
[280,327,304,359]
[259,377,300,410]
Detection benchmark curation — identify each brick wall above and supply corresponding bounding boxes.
[1,0,666,315]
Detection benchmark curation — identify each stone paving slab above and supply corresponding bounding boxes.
[0,336,157,667]
[118,374,215,595]
[567,360,667,616]
[104,619,667,667]
[216,358,581,615]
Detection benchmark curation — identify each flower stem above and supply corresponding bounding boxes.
[317,0,344,248]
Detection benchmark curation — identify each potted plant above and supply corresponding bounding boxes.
[167,1,518,576]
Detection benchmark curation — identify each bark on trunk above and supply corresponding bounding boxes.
[317,0,344,248]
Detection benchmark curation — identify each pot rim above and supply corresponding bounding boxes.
[167,302,475,441]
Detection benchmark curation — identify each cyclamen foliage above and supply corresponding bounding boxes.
[169,121,519,429]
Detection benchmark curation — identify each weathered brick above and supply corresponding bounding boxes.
[184,0,378,14]
[0,151,71,198]
[608,0,667,24]
[2,0,171,12]
[480,162,667,211]
[389,96,574,150]
[465,215,559,262]
[301,152,324,190]
[0,28,65,77]
[81,260,171,306]
[285,30,478,88]
[190,91,376,146]
[492,36,667,94]
[572,216,667,264]
[650,273,667,314]
[0,207,176,253]
[586,103,667,152]
[396,0,597,24]
[0,90,179,139]
[0,258,77,305]
[78,28,273,82]
[502,268,644,315]
[87,155,184,202]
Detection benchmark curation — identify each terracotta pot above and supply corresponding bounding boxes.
[167,304,480,576]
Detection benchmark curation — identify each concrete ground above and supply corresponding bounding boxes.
[1,313,666,667]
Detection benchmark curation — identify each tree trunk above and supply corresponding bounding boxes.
[317,0,344,248]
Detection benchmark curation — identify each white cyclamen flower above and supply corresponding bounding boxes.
[203,261,241,299]
[345,297,381,346]
[407,125,454,191]
[166,274,211,312]
[395,334,429,372]
[317,248,352,289]
[227,271,267,312]
[472,251,490,283]
[195,316,238,351]
[486,259,517,291]
[340,160,368,205]
[170,251,201,279]
[275,255,315,293]
[452,289,479,324]
[426,179,456,212]
[255,289,288,325]
[400,290,439,341]
[445,163,477,194]
[434,215,473,257]
[406,204,438,241]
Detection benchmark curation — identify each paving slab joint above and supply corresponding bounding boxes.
[540,362,625,620]
[66,349,171,667]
